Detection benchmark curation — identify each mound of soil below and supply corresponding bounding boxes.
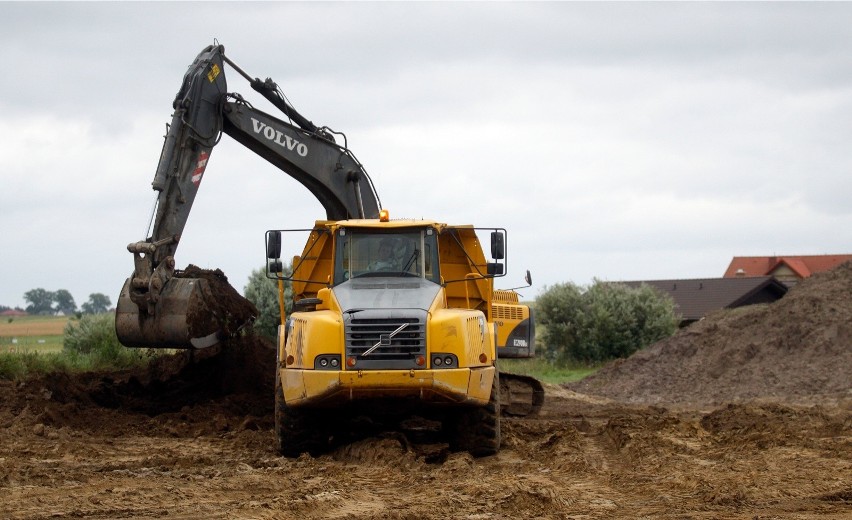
[0,335,276,438]
[567,261,852,407]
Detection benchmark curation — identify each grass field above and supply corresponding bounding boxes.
[0,315,67,353]
[0,314,155,380]
[499,357,599,384]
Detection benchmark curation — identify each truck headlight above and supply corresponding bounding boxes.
[314,355,342,370]
[431,353,458,368]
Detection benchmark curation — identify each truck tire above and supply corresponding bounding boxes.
[274,374,326,457]
[448,371,501,456]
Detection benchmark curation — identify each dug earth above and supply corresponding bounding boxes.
[2,263,851,519]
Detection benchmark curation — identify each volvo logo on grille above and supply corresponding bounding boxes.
[361,323,408,356]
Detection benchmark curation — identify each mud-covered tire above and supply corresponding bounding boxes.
[274,374,325,458]
[448,371,501,457]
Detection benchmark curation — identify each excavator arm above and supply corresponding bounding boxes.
[116,44,381,349]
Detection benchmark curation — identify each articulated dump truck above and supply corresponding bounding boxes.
[268,217,542,456]
[115,43,542,457]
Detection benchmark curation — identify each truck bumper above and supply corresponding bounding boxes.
[280,366,495,408]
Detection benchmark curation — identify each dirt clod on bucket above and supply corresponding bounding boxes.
[176,265,258,338]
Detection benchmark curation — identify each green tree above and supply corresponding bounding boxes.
[244,263,292,339]
[54,289,77,315]
[536,281,586,363]
[81,293,112,314]
[537,280,678,364]
[628,283,681,352]
[24,288,55,315]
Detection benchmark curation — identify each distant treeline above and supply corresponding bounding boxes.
[16,289,112,317]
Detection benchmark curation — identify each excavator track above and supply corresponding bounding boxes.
[498,372,545,417]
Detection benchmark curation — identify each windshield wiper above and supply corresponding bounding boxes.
[401,248,420,272]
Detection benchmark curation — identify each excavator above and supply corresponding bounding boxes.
[115,44,543,456]
[492,271,544,416]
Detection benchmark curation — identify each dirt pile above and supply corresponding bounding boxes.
[567,261,852,407]
[0,335,276,439]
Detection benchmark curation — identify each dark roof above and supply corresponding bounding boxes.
[617,276,788,322]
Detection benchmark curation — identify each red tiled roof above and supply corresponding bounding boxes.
[723,255,852,279]
[780,258,810,278]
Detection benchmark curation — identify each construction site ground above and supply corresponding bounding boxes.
[2,263,851,519]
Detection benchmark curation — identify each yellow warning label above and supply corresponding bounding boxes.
[207,63,221,83]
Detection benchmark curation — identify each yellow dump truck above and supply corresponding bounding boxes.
[268,216,543,456]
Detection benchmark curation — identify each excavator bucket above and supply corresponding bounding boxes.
[115,267,257,349]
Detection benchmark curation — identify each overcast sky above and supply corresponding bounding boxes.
[2,2,851,309]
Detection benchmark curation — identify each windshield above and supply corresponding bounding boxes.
[334,228,439,285]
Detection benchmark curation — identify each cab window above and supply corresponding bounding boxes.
[334,228,439,284]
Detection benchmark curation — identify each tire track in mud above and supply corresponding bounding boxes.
[0,368,850,519]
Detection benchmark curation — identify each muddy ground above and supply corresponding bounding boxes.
[1,265,850,519]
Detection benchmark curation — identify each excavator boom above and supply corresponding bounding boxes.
[116,44,380,349]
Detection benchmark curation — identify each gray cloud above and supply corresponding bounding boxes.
[2,2,852,308]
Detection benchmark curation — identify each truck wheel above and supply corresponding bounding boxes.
[275,374,325,457]
[449,371,501,456]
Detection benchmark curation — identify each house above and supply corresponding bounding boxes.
[724,255,852,286]
[0,309,27,317]
[619,276,788,327]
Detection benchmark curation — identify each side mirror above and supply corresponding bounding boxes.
[267,231,282,259]
[525,270,532,286]
[490,231,505,260]
[487,262,504,276]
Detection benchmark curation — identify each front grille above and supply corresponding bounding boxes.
[345,316,426,369]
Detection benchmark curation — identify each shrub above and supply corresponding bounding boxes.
[63,313,145,369]
[537,280,678,364]
[244,264,292,339]
[0,351,71,380]
[0,353,27,380]
[536,282,586,363]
